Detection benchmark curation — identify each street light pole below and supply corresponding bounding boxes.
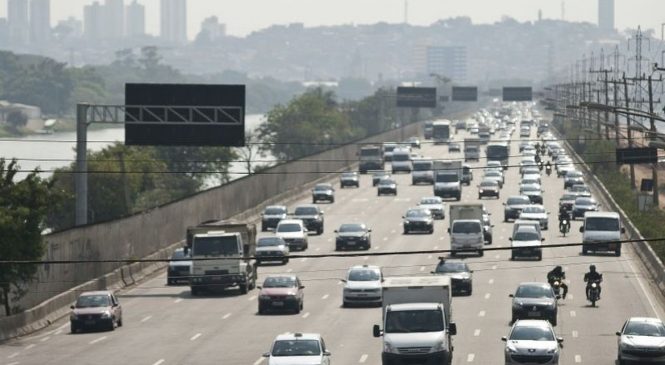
[648,75,659,207]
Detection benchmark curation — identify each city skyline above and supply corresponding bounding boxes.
[0,0,664,39]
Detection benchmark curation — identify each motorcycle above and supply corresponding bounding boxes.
[545,165,552,176]
[551,280,562,297]
[587,280,601,307]
[559,218,570,236]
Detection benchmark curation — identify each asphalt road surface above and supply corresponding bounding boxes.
[1,121,664,365]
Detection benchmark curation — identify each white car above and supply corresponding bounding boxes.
[617,317,665,364]
[418,196,445,219]
[503,320,562,365]
[342,265,383,307]
[275,219,309,251]
[483,170,504,187]
[510,226,544,260]
[255,236,290,265]
[518,205,549,230]
[263,332,331,365]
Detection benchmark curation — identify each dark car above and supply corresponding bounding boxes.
[340,172,360,188]
[167,248,192,285]
[261,205,288,232]
[448,142,461,153]
[571,197,599,219]
[504,195,532,222]
[312,183,335,203]
[371,171,391,186]
[483,214,494,244]
[335,223,372,250]
[70,291,123,333]
[519,184,543,204]
[510,282,559,326]
[257,275,305,314]
[377,178,397,196]
[478,179,500,199]
[558,193,577,212]
[563,170,585,189]
[432,259,473,295]
[403,208,434,234]
[406,136,421,149]
[293,204,324,235]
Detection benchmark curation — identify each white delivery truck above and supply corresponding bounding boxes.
[464,138,481,161]
[448,204,484,256]
[373,276,456,365]
[432,120,451,145]
[433,160,462,201]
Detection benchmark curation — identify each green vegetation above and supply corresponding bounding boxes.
[0,159,57,316]
[556,120,665,260]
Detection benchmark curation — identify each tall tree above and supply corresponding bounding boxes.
[0,159,55,316]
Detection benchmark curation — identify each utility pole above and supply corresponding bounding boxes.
[648,75,660,207]
[623,75,636,190]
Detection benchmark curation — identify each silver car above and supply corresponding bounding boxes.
[502,320,562,365]
[255,236,290,265]
[341,265,383,307]
[617,317,665,364]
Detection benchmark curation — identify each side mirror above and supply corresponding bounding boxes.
[556,295,561,300]
[430,271,436,274]
[557,337,564,344]
[449,322,457,335]
[502,203,506,205]
[616,331,622,336]
[368,229,372,232]
[300,286,305,289]
[70,305,75,310]
[621,227,626,234]
[373,325,382,338]
[263,352,271,358]
[508,238,513,241]
[320,211,324,215]
[501,336,508,342]
[491,225,495,228]
[547,212,551,215]
[323,351,331,356]
[447,228,451,233]
[334,230,338,233]
[509,294,514,298]
[541,238,545,241]
[257,286,262,289]
[579,226,584,233]
[402,216,405,219]
[340,279,347,283]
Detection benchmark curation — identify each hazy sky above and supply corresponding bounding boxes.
[1,0,664,38]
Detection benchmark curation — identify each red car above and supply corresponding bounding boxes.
[257,275,305,314]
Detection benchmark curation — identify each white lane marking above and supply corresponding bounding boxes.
[627,259,661,316]
[286,269,293,273]
[174,298,183,303]
[489,279,495,284]
[478,310,486,317]
[574,354,582,363]
[352,198,369,202]
[302,312,310,319]
[153,360,165,365]
[363,256,369,261]
[492,265,497,270]
[248,295,257,301]
[56,323,69,331]
[484,293,491,300]
[382,237,388,241]
[467,353,475,362]
[439,237,445,241]
[322,294,329,300]
[141,315,152,323]
[391,229,396,234]
[89,336,107,345]
[8,362,19,365]
[495,254,500,259]
[427,255,433,259]
[40,336,50,342]
[570,310,576,318]
[7,352,19,359]
[190,333,202,341]
[374,246,379,251]
[433,245,439,250]
[301,258,308,262]
[473,329,481,337]
[316,247,321,252]
[420,266,425,272]
[572,330,578,338]
[222,313,232,320]
[24,344,35,350]
[359,354,368,363]
[327,238,332,242]
[54,330,62,335]
[253,357,265,365]
[568,294,574,300]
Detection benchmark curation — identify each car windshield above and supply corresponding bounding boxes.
[522,206,545,214]
[263,277,296,288]
[271,340,321,357]
[257,237,284,247]
[575,198,595,205]
[514,231,540,241]
[508,197,530,205]
[521,185,539,192]
[485,171,501,177]
[314,185,331,191]
[348,269,380,281]
[265,207,286,215]
[171,250,188,260]
[406,209,429,218]
[453,221,481,234]
[342,173,356,178]
[392,154,410,162]
[380,179,395,185]
[413,162,433,171]
[385,310,444,333]
[510,326,555,341]
[277,223,303,233]
[568,171,583,177]
[515,285,553,299]
[624,321,665,337]
[585,217,619,231]
[435,262,468,273]
[561,194,577,201]
[339,224,365,233]
[384,145,396,152]
[481,181,498,187]
[420,198,441,205]
[436,173,458,183]
[192,236,239,256]
[295,207,318,215]
[76,294,111,308]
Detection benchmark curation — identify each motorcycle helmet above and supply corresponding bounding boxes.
[589,264,596,272]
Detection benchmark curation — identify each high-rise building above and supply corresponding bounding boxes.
[0,18,8,44]
[105,0,125,38]
[598,0,615,32]
[198,16,226,42]
[30,0,51,44]
[426,46,467,82]
[8,0,29,45]
[160,0,187,43]
[126,0,145,37]
[83,1,104,40]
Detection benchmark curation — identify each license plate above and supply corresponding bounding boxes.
[528,311,541,317]
[347,241,356,245]
[85,320,96,325]
[212,276,222,281]
[272,301,284,306]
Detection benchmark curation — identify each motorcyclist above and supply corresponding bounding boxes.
[547,266,568,299]
[558,206,570,233]
[584,264,603,300]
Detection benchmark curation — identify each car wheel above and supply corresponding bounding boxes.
[342,301,348,308]
[511,253,516,260]
[467,285,473,296]
[403,228,409,235]
[191,287,199,296]
[108,319,115,331]
[504,215,509,222]
[317,227,323,235]
[497,193,500,199]
[70,323,78,334]
[478,250,484,257]
[428,228,434,234]
[615,248,621,257]
[282,258,289,264]
[537,253,542,261]
[335,244,341,251]
[550,314,557,326]
[582,246,588,255]
[478,195,482,200]
[511,313,517,324]
[331,198,335,203]
[261,225,267,232]
[167,278,174,285]
[258,306,265,315]
[239,282,249,294]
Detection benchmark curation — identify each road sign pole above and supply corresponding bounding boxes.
[75,103,89,226]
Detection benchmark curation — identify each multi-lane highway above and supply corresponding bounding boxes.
[1,113,664,365]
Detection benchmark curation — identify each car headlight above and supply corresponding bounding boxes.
[512,302,523,309]
[547,347,558,354]
[259,295,271,300]
[431,340,446,352]
[404,220,411,224]
[506,344,518,354]
[384,341,399,354]
[101,311,112,319]
[620,341,635,350]
[479,189,484,193]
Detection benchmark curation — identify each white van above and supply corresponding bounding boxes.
[580,212,624,256]
[391,148,413,173]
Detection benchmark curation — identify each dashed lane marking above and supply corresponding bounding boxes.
[489,279,495,284]
[495,254,500,259]
[40,336,50,342]
[440,237,445,241]
[316,247,321,252]
[433,246,439,250]
[248,295,257,301]
[253,357,265,365]
[24,345,35,350]
[574,355,582,363]
[222,313,232,320]
[484,293,491,300]
[570,311,576,318]
[327,238,332,242]
[7,352,19,359]
[473,329,481,337]
[286,269,293,273]
[382,237,388,241]
[141,315,152,323]
[89,336,107,345]
[374,246,380,250]
[153,360,165,365]
[301,258,308,262]
[572,330,578,338]
[174,298,183,304]
[8,362,19,365]
[363,256,369,261]
[420,266,425,272]
[492,265,497,270]
[568,294,573,300]
[302,312,310,319]
[427,255,433,259]
[190,333,202,341]
[391,230,396,234]
[322,294,329,300]
[478,311,486,317]
[467,353,475,362]
[359,354,368,363]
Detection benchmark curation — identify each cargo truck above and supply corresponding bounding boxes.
[432,120,451,145]
[187,220,258,296]
[433,160,462,200]
[478,125,491,144]
[464,138,481,161]
[359,145,384,173]
[448,204,484,256]
[373,276,456,365]
[486,142,510,170]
